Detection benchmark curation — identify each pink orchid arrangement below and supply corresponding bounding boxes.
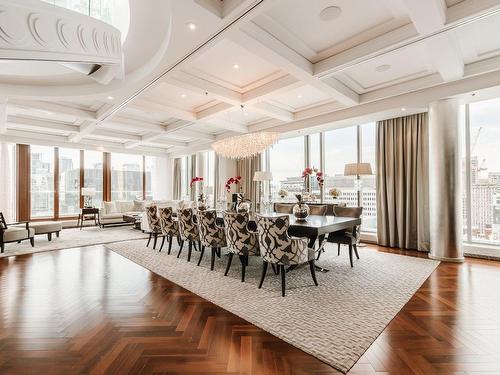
[225,176,242,192]
[190,176,204,188]
[302,167,325,187]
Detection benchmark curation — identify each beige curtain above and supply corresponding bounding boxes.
[376,113,430,251]
[173,158,182,200]
[213,154,220,207]
[236,154,261,207]
[189,154,197,201]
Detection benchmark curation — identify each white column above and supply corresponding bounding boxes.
[428,98,464,262]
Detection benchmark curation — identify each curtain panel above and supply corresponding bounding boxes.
[376,113,430,251]
[236,154,261,207]
[173,158,182,200]
[189,155,197,201]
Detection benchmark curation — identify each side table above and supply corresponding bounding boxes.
[77,208,100,230]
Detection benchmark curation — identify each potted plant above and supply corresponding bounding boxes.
[328,187,341,200]
[293,193,310,221]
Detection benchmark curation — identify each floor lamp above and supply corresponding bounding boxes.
[253,171,273,213]
[344,163,373,247]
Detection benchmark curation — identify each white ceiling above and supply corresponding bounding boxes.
[2,0,500,157]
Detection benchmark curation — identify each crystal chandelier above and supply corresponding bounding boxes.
[211,132,279,159]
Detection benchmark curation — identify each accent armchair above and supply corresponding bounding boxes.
[0,213,35,253]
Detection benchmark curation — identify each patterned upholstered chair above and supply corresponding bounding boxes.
[146,205,163,249]
[158,207,180,254]
[274,203,294,214]
[197,210,226,271]
[223,211,259,282]
[0,212,35,253]
[255,214,320,297]
[309,205,328,216]
[177,208,200,262]
[325,206,363,267]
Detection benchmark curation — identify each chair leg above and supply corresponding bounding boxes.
[353,244,360,259]
[210,248,216,271]
[168,236,173,254]
[30,237,35,247]
[309,260,319,286]
[159,236,166,252]
[177,240,184,258]
[187,241,193,262]
[197,246,205,266]
[348,245,354,267]
[193,241,198,251]
[316,248,322,260]
[0,242,4,253]
[270,263,277,275]
[177,236,182,246]
[153,233,158,249]
[338,243,341,256]
[48,233,52,241]
[239,255,248,282]
[280,265,286,297]
[216,247,221,258]
[198,240,202,252]
[146,232,152,247]
[224,253,234,276]
[258,261,268,289]
[56,231,60,238]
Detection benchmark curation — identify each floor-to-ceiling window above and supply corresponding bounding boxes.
[464,98,500,246]
[324,127,358,207]
[269,136,305,201]
[30,145,55,218]
[360,122,377,232]
[110,153,143,201]
[0,143,16,222]
[58,148,80,216]
[83,150,103,208]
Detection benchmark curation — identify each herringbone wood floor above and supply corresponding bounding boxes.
[1,245,499,375]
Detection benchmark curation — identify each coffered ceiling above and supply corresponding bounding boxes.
[2,0,500,157]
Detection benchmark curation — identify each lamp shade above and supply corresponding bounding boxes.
[344,163,373,176]
[253,171,273,181]
[81,187,96,197]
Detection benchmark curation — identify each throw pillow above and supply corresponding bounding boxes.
[133,200,146,211]
[103,201,117,214]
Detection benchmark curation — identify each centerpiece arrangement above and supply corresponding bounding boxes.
[278,188,288,200]
[293,193,310,221]
[224,176,251,213]
[190,176,207,210]
[328,187,341,200]
[294,167,325,220]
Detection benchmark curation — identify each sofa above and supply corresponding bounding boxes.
[99,200,148,227]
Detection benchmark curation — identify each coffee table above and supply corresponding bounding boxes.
[123,214,142,230]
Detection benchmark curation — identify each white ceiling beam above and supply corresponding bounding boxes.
[68,120,97,142]
[196,102,235,120]
[0,98,7,134]
[173,129,215,141]
[250,101,294,121]
[8,99,97,121]
[92,129,142,142]
[129,99,197,122]
[6,116,79,133]
[446,0,500,25]
[399,0,464,81]
[242,74,301,103]
[202,118,248,134]
[228,23,359,106]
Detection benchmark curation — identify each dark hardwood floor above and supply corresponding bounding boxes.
[1,244,499,375]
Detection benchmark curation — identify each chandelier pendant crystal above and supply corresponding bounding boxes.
[211,132,279,159]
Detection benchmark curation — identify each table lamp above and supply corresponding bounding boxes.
[253,171,273,213]
[81,187,96,208]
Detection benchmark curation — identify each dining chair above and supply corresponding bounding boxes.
[309,205,328,216]
[146,205,163,250]
[274,203,294,214]
[158,207,180,254]
[177,208,200,262]
[223,211,259,282]
[325,206,363,267]
[255,214,319,297]
[197,210,226,271]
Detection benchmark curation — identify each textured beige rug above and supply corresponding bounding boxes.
[106,239,439,373]
[1,226,148,258]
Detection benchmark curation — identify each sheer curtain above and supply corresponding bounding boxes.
[376,113,430,251]
[0,143,16,222]
[173,158,181,200]
[236,154,261,206]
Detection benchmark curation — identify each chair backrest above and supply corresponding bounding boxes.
[223,211,258,255]
[274,203,294,214]
[178,207,199,241]
[158,207,178,236]
[146,205,162,233]
[309,205,328,216]
[197,209,225,247]
[255,214,292,264]
[0,212,7,230]
[332,206,363,218]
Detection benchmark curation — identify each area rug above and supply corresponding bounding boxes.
[106,239,439,373]
[0,226,148,258]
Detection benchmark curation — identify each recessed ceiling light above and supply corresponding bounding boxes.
[297,94,303,99]
[186,22,196,31]
[401,107,407,111]
[181,94,187,98]
[376,64,391,72]
[107,96,114,100]
[319,6,342,21]
[233,64,239,69]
